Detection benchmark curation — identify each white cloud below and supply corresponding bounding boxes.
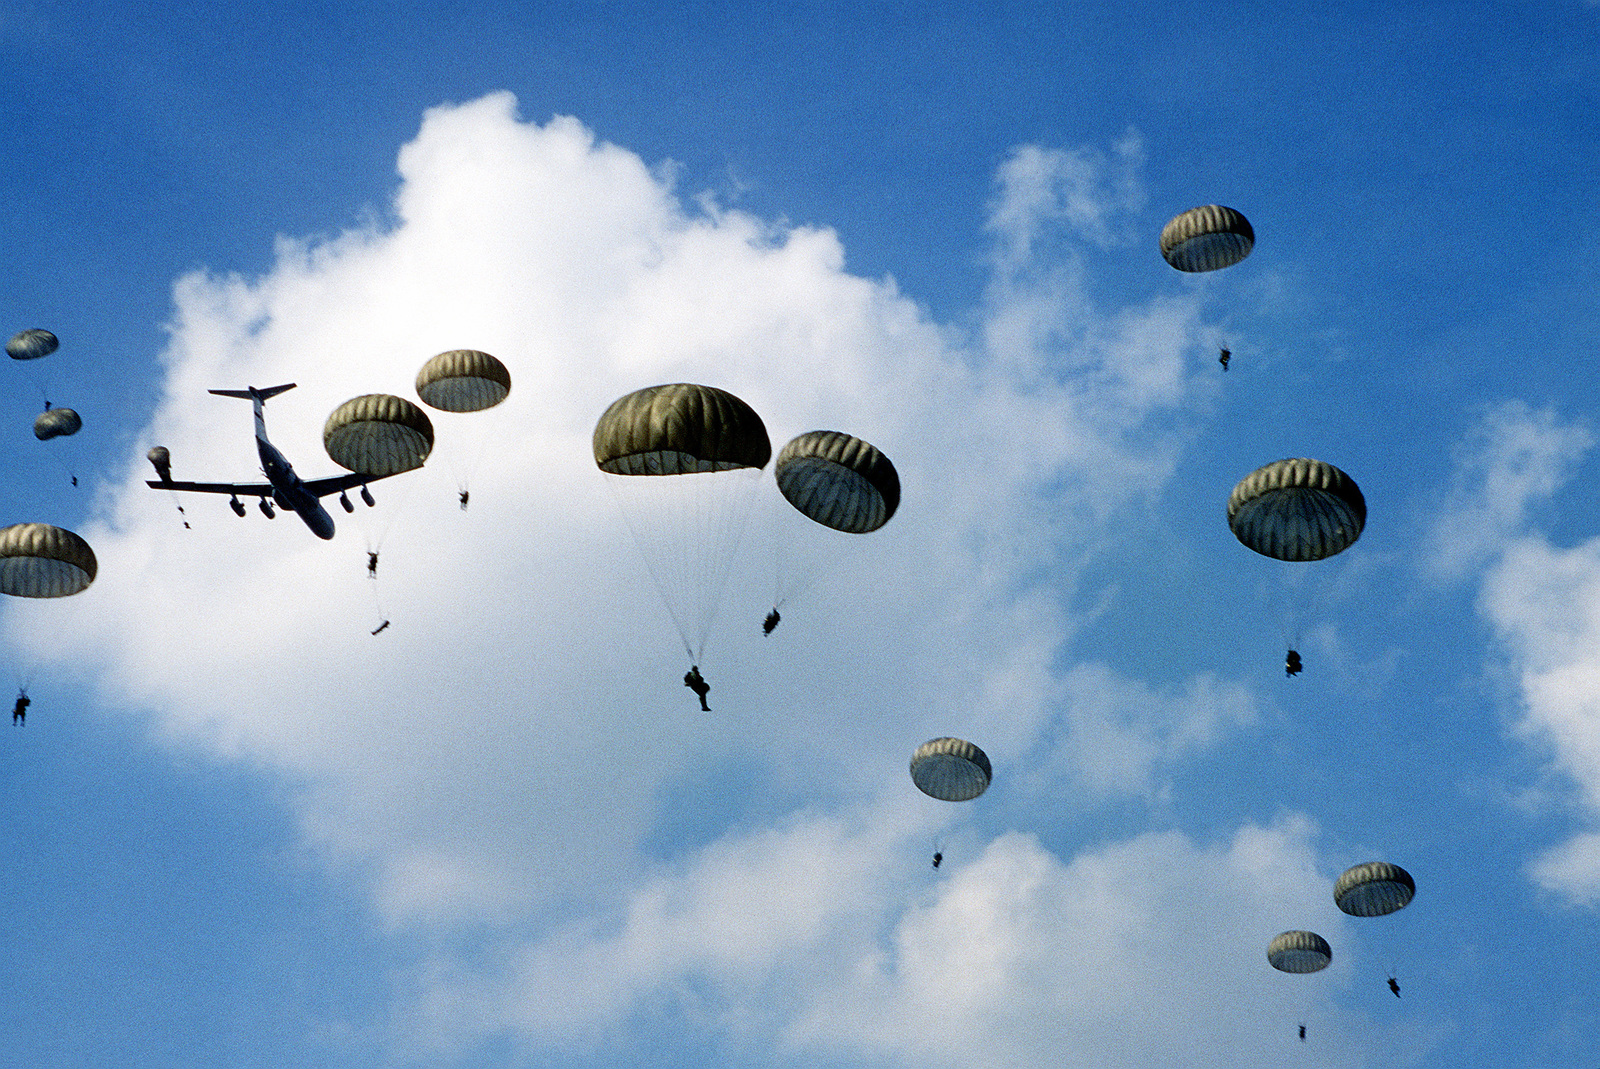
[9,92,1297,1060]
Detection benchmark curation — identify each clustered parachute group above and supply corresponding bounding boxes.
[5,204,1412,1036]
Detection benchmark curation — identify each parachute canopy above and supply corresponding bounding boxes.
[1228,458,1366,562]
[6,329,59,360]
[33,408,81,440]
[776,430,900,534]
[1160,205,1255,272]
[147,446,173,482]
[415,349,512,413]
[0,523,96,597]
[910,737,992,801]
[594,383,771,475]
[323,394,434,476]
[1334,861,1415,917]
[1267,930,1332,974]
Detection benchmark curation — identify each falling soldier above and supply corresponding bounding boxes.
[683,665,711,711]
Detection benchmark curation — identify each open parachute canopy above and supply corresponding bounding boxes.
[1334,861,1416,917]
[1267,930,1332,974]
[33,408,82,440]
[415,349,511,413]
[594,383,771,475]
[1228,458,1366,562]
[0,523,96,597]
[323,394,434,476]
[6,328,59,360]
[910,737,992,801]
[775,430,900,534]
[1159,205,1255,273]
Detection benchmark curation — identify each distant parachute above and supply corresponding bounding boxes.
[1334,862,1415,917]
[1267,930,1332,974]
[595,383,771,475]
[415,349,511,413]
[6,329,59,360]
[910,737,992,801]
[1228,459,1366,562]
[0,523,96,597]
[33,408,81,440]
[323,394,434,476]
[775,431,900,534]
[147,446,173,482]
[1160,205,1254,272]
[595,384,770,660]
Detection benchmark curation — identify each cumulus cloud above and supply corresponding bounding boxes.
[9,92,1329,1061]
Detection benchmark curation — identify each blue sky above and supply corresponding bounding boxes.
[3,2,1599,1067]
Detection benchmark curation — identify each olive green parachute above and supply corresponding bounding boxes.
[1334,861,1415,917]
[775,431,900,534]
[6,329,59,360]
[1159,205,1254,273]
[910,737,992,801]
[415,349,511,413]
[147,446,173,482]
[1228,458,1366,562]
[323,394,434,476]
[594,383,771,475]
[1267,930,1331,974]
[0,523,96,597]
[33,408,81,440]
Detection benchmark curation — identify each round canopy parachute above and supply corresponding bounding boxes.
[910,737,992,801]
[1267,930,1332,974]
[415,349,511,413]
[1334,861,1416,917]
[33,408,81,440]
[6,329,59,360]
[147,446,173,481]
[1159,205,1255,272]
[323,394,434,476]
[775,431,900,534]
[1228,458,1366,562]
[594,383,771,475]
[0,523,96,597]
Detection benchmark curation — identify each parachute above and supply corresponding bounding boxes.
[415,349,511,413]
[775,431,900,534]
[6,329,59,361]
[323,394,434,476]
[147,446,173,482]
[33,408,81,440]
[595,384,771,660]
[0,523,96,597]
[1159,205,1254,272]
[1228,459,1365,562]
[910,737,992,801]
[1267,930,1332,974]
[1334,861,1415,917]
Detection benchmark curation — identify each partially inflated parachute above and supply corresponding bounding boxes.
[910,737,992,801]
[1228,459,1365,562]
[33,408,81,440]
[0,523,96,597]
[415,349,511,413]
[1160,205,1254,272]
[323,394,434,476]
[1334,862,1415,917]
[1267,930,1331,974]
[775,431,899,534]
[6,329,59,360]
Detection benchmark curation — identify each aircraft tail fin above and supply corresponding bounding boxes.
[208,383,297,402]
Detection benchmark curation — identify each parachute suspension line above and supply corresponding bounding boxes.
[604,475,702,662]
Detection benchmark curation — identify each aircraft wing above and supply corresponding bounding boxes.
[301,470,400,497]
[147,479,274,496]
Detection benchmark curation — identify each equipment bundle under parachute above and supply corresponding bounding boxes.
[324,394,434,476]
[775,430,899,534]
[910,737,992,801]
[1159,205,1255,273]
[1228,458,1365,562]
[0,523,96,597]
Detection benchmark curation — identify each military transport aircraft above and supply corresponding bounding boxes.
[146,384,399,540]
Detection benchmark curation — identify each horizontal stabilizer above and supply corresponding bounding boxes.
[208,383,297,401]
